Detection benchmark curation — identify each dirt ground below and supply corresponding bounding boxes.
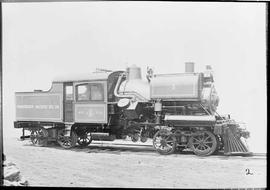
[3,136,266,188]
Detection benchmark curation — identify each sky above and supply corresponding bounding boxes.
[2,2,267,153]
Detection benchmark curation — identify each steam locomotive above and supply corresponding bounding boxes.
[14,63,251,156]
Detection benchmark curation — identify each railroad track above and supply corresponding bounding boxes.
[17,137,265,160]
[71,141,266,160]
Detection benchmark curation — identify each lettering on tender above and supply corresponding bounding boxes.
[17,105,34,109]
[17,105,60,110]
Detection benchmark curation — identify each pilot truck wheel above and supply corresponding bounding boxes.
[189,130,218,156]
[153,129,176,155]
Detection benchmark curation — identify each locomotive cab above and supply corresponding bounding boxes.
[14,70,125,148]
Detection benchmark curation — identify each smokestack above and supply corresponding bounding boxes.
[185,62,195,73]
[126,64,142,81]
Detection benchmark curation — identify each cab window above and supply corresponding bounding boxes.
[90,83,104,101]
[65,85,73,101]
[76,83,104,101]
[76,84,90,101]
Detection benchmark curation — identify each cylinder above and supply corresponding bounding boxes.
[185,62,195,73]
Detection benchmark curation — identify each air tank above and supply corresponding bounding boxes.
[118,65,150,101]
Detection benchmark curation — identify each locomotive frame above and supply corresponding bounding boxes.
[14,63,251,156]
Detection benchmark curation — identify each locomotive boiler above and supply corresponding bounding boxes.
[14,63,251,156]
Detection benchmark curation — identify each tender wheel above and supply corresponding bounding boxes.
[57,131,77,149]
[189,131,217,156]
[30,128,48,147]
[153,129,176,155]
[77,132,92,147]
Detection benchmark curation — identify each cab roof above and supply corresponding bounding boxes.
[52,72,113,83]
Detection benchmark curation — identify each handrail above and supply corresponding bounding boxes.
[114,73,135,99]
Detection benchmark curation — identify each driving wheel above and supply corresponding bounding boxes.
[189,131,217,156]
[153,129,176,155]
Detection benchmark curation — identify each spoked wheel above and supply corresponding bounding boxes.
[77,132,92,147]
[57,131,77,149]
[189,131,218,156]
[30,128,48,147]
[153,129,176,155]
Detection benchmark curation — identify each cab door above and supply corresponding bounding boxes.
[64,82,74,122]
[74,81,107,123]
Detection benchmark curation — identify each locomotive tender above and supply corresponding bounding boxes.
[14,63,251,156]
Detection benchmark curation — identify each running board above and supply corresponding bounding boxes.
[164,115,216,121]
[91,133,116,141]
